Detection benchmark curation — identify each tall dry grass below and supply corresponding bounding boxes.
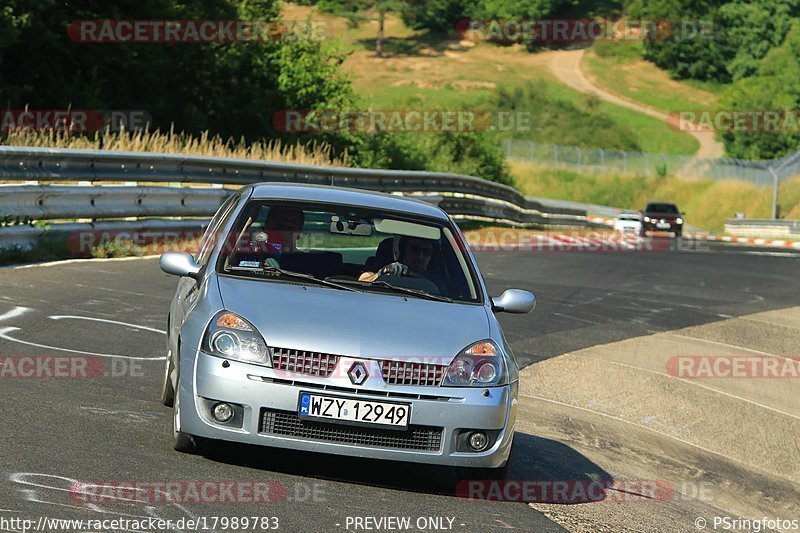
[2,126,349,167]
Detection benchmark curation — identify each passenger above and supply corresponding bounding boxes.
[262,205,305,254]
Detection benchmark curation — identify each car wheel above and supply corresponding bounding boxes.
[465,458,512,481]
[172,370,207,454]
[452,445,514,485]
[675,229,683,238]
[160,350,175,407]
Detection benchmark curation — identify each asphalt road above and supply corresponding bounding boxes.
[0,241,798,533]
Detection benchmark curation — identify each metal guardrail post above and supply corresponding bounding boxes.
[769,167,779,219]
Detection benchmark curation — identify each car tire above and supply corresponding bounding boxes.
[452,444,514,485]
[160,351,175,407]
[675,229,683,238]
[172,368,207,455]
[467,458,512,481]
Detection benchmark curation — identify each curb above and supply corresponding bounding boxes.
[587,216,800,250]
[685,233,800,249]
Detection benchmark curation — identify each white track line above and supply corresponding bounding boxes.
[552,312,597,325]
[666,333,778,357]
[49,316,165,335]
[0,327,164,361]
[0,307,31,323]
[36,279,166,300]
[6,255,156,270]
[521,393,800,485]
[577,356,800,421]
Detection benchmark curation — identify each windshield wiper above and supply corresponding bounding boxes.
[372,281,452,302]
[227,265,363,293]
[329,277,452,302]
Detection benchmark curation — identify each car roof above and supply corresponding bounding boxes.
[249,183,449,221]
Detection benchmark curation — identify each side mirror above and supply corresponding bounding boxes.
[492,289,535,314]
[160,251,202,279]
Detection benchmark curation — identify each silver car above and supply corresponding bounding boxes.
[159,183,535,476]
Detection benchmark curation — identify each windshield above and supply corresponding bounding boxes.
[216,200,481,303]
[645,203,680,214]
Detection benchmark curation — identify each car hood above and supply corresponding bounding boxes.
[216,275,490,362]
[644,212,679,219]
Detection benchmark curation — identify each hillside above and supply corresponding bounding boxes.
[281,3,700,155]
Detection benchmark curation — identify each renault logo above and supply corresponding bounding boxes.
[347,362,369,385]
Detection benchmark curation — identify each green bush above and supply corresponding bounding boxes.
[718,20,800,159]
[354,130,513,186]
[487,81,642,150]
[627,0,798,83]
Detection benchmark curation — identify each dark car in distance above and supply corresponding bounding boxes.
[641,202,683,237]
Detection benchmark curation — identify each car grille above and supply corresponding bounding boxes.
[270,347,339,377]
[381,360,446,386]
[259,409,443,452]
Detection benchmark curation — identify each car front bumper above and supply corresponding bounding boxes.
[177,347,517,468]
[643,221,682,233]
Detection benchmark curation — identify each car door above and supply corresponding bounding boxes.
[169,191,240,350]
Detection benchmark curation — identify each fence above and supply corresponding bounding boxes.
[504,139,800,186]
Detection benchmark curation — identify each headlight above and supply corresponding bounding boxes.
[644,216,651,222]
[202,311,270,366]
[676,218,683,224]
[442,340,507,387]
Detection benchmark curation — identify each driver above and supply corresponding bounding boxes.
[359,236,440,285]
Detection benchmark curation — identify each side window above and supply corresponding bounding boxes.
[196,192,240,266]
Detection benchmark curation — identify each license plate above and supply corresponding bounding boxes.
[656,222,670,229]
[298,392,410,428]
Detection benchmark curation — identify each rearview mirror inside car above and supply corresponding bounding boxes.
[329,216,372,236]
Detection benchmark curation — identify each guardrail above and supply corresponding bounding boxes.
[0,146,594,251]
[724,219,800,237]
[0,185,229,220]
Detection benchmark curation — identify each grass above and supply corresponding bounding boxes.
[0,231,203,266]
[510,161,800,231]
[0,233,74,266]
[282,3,700,156]
[1,127,348,167]
[582,41,722,113]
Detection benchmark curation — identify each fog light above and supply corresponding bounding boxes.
[212,402,234,423]
[468,431,489,451]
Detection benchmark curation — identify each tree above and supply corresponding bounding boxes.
[626,0,799,83]
[0,0,355,144]
[718,21,800,159]
[319,0,407,57]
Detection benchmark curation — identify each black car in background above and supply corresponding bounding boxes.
[641,202,683,237]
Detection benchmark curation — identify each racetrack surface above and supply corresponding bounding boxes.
[0,241,798,532]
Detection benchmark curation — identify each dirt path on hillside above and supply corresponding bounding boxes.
[545,49,724,159]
